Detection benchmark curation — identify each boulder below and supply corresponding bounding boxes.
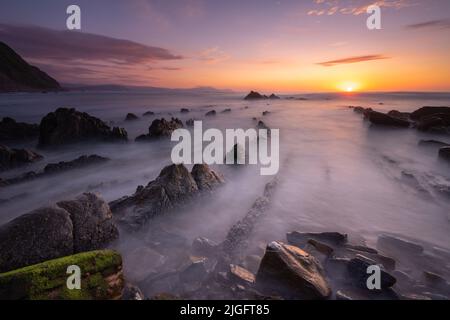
[387,110,411,121]
[0,250,123,300]
[256,241,331,299]
[110,164,222,229]
[228,264,255,285]
[0,144,42,171]
[0,117,39,141]
[262,111,270,116]
[205,110,217,117]
[180,108,190,113]
[366,110,410,127]
[39,108,128,147]
[0,193,118,272]
[410,106,450,120]
[143,111,155,116]
[347,256,396,289]
[135,118,183,141]
[125,113,138,121]
[191,164,224,191]
[57,193,119,253]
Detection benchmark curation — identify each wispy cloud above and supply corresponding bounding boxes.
[406,19,450,30]
[308,0,414,16]
[317,54,390,66]
[0,24,183,85]
[199,47,230,64]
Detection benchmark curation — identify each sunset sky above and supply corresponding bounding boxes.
[1,0,449,92]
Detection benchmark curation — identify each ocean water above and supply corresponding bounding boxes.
[1,91,450,286]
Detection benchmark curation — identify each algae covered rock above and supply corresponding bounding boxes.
[0,250,124,300]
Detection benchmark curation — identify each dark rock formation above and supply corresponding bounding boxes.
[0,144,42,171]
[244,91,267,100]
[262,111,270,116]
[269,94,280,100]
[186,119,195,127]
[180,108,190,113]
[0,250,124,300]
[419,140,450,147]
[221,108,231,113]
[387,110,411,121]
[0,117,39,141]
[410,106,450,120]
[39,108,128,147]
[416,113,450,133]
[1,155,109,186]
[135,118,183,141]
[256,241,331,299]
[192,237,218,257]
[439,147,450,161]
[125,113,139,121]
[143,111,155,116]
[0,41,61,92]
[287,231,348,247]
[366,110,410,127]
[205,110,216,117]
[347,255,396,289]
[110,164,223,229]
[0,193,119,272]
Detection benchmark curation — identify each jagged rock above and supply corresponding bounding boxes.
[347,255,396,289]
[0,250,123,300]
[244,91,266,100]
[377,234,424,256]
[39,108,128,147]
[191,164,224,191]
[256,241,331,299]
[410,106,450,120]
[110,164,222,229]
[1,155,109,186]
[205,110,216,117]
[439,147,450,161]
[57,193,119,253]
[125,113,138,121]
[287,231,348,247]
[135,118,183,141]
[180,108,190,113]
[366,110,410,127]
[192,237,218,257]
[186,119,195,127]
[228,264,255,285]
[387,110,411,121]
[143,111,155,116]
[0,144,42,171]
[0,117,39,141]
[0,193,118,272]
[221,108,231,113]
[269,94,280,100]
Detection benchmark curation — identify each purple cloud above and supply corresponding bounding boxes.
[317,54,390,67]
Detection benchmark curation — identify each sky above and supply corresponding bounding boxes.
[0,0,449,92]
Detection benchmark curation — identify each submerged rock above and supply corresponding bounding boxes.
[135,118,183,141]
[269,94,280,100]
[125,113,139,121]
[0,193,118,272]
[0,144,42,171]
[410,106,450,120]
[0,117,39,141]
[244,91,266,100]
[0,250,124,300]
[256,241,331,299]
[205,110,217,117]
[180,108,190,113]
[39,108,128,147]
[143,111,155,116]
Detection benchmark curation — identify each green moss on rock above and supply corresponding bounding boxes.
[0,250,123,300]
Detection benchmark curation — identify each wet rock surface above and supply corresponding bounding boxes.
[135,118,183,141]
[39,108,128,147]
[0,193,118,272]
[0,144,42,171]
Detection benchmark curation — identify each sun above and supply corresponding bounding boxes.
[338,81,360,93]
[346,86,354,92]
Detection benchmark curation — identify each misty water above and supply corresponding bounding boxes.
[1,91,450,293]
